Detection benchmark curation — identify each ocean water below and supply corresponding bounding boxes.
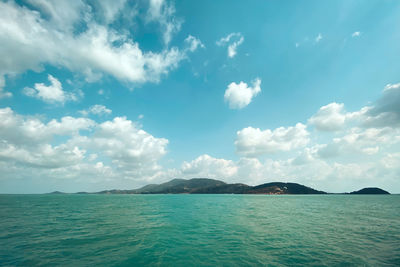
[0,194,399,266]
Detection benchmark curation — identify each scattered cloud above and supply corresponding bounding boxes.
[23,75,78,104]
[352,31,361,37]
[221,82,400,190]
[224,78,261,109]
[2,80,400,192]
[184,35,205,52]
[216,32,244,58]
[79,105,112,116]
[147,0,182,45]
[0,1,200,91]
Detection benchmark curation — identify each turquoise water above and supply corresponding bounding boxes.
[0,195,399,266]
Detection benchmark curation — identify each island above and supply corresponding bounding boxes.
[79,178,390,195]
[349,187,390,194]
[48,178,391,195]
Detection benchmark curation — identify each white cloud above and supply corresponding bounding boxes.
[352,31,361,37]
[0,108,94,145]
[216,32,244,58]
[72,117,168,172]
[25,0,87,31]
[0,76,12,98]
[224,78,261,109]
[308,83,400,159]
[316,127,399,158]
[0,1,199,91]
[147,0,182,45]
[315,33,323,42]
[235,123,310,157]
[23,75,77,104]
[308,83,400,131]
[3,79,400,192]
[0,107,169,188]
[180,154,238,179]
[184,35,205,52]
[308,103,348,131]
[0,107,94,168]
[79,105,112,116]
[96,0,128,24]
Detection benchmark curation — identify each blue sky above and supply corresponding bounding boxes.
[1,0,400,193]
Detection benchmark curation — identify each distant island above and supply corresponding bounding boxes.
[49,178,391,195]
[349,187,390,195]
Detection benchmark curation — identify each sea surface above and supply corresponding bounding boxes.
[0,194,399,266]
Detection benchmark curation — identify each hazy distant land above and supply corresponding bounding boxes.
[50,178,390,195]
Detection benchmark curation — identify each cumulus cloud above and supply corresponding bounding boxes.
[308,103,348,131]
[309,83,400,131]
[0,107,168,187]
[235,123,310,157]
[216,32,244,58]
[0,1,199,91]
[180,154,238,179]
[71,117,168,172]
[0,107,94,167]
[224,78,261,109]
[352,31,361,37]
[23,75,78,104]
[79,105,112,116]
[307,83,400,160]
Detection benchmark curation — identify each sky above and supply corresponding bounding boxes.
[0,0,400,193]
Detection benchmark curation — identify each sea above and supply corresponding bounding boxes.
[0,194,399,266]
